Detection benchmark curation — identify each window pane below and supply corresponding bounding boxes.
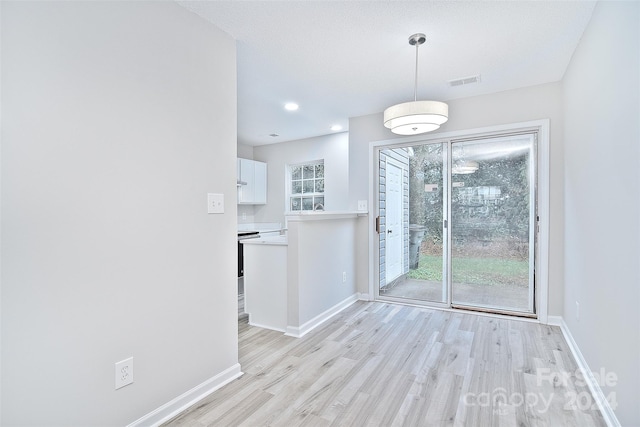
[292,166,302,180]
[289,161,325,212]
[302,197,313,210]
[450,136,534,314]
[303,165,314,179]
[303,180,314,193]
[291,197,301,211]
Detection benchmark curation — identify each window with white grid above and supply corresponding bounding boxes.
[288,161,324,211]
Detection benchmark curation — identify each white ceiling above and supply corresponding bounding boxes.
[179,1,596,146]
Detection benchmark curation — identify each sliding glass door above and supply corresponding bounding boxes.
[450,134,536,314]
[378,144,447,305]
[376,132,537,317]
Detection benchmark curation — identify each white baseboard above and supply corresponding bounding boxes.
[127,363,243,427]
[547,316,621,427]
[546,315,563,327]
[357,292,372,301]
[285,293,358,338]
[248,320,286,333]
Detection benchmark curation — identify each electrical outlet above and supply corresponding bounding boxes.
[357,200,367,211]
[207,193,224,214]
[242,212,247,220]
[576,301,580,321]
[342,272,347,283]
[115,357,134,390]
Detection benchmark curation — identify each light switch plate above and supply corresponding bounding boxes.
[357,200,368,211]
[207,193,224,214]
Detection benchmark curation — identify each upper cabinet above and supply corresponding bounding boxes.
[238,158,267,205]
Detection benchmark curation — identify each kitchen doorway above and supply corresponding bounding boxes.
[375,126,542,318]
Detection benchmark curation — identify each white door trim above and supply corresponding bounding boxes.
[368,119,550,323]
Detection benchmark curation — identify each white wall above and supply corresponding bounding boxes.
[349,82,565,314]
[0,2,3,422]
[1,2,238,425]
[287,216,358,329]
[237,143,254,160]
[253,132,349,224]
[563,2,640,425]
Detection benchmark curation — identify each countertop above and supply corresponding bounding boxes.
[240,235,288,246]
[238,222,283,234]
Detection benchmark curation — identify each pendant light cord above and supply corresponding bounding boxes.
[414,41,419,102]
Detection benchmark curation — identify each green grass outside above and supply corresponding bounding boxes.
[407,255,529,287]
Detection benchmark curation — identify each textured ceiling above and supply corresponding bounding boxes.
[179,1,596,146]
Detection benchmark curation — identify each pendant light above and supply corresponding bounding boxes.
[384,33,448,135]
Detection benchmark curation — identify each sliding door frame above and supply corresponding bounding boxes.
[368,120,550,322]
[448,133,537,315]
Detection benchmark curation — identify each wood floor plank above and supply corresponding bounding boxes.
[320,352,385,423]
[268,356,358,427]
[163,301,607,427]
[198,388,274,426]
[328,391,371,427]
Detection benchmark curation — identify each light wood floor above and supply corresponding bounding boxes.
[164,301,606,426]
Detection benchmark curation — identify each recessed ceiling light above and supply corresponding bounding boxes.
[330,125,343,131]
[269,133,279,137]
[284,103,299,111]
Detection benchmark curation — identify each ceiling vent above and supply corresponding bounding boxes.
[448,74,481,87]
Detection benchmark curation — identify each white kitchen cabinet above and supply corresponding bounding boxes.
[253,160,267,204]
[237,158,267,205]
[237,158,254,203]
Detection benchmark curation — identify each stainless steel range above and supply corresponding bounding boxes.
[237,231,260,277]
